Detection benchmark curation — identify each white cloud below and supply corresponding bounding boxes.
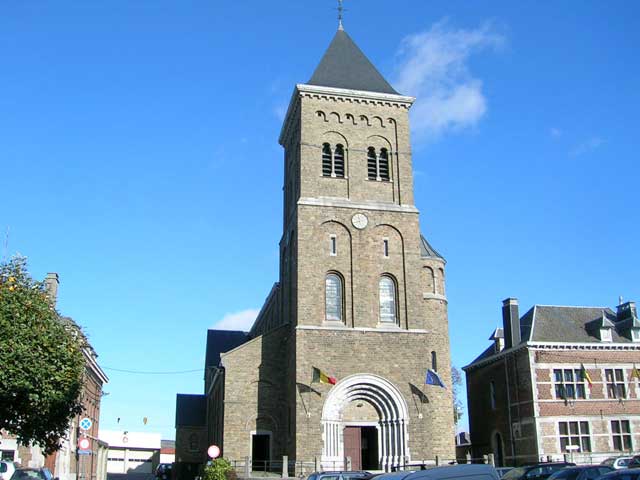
[212,308,260,331]
[570,136,604,157]
[394,20,505,139]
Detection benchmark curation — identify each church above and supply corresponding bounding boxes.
[176,20,455,474]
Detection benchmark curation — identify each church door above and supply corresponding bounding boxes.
[343,427,362,470]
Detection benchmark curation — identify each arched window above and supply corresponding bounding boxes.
[325,273,343,322]
[367,147,377,180]
[379,275,397,323]
[334,144,345,177]
[322,143,332,177]
[431,351,438,372]
[379,148,390,181]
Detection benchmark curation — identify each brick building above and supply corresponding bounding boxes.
[464,298,640,466]
[3,273,109,480]
[177,24,455,472]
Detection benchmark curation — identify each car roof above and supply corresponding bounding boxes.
[377,465,498,480]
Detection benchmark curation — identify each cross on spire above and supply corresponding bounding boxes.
[337,0,344,30]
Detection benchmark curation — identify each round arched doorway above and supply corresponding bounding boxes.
[491,431,504,467]
[321,374,409,471]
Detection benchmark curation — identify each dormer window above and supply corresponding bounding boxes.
[600,328,613,342]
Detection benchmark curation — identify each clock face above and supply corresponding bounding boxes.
[352,213,368,229]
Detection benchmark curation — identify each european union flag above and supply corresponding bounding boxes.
[425,369,446,388]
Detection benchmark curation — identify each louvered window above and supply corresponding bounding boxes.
[334,144,345,177]
[379,276,397,323]
[367,147,377,180]
[322,143,332,177]
[379,148,390,180]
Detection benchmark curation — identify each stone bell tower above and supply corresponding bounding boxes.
[277,25,455,469]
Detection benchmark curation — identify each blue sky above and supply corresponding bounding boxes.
[1,1,639,441]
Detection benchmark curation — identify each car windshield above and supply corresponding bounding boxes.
[549,469,579,480]
[503,468,528,480]
[11,471,46,480]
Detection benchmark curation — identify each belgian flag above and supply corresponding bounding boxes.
[312,367,337,385]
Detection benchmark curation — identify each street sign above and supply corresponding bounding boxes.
[207,445,220,459]
[78,437,90,450]
[79,418,92,431]
[78,450,91,455]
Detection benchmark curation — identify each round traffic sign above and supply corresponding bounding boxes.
[207,445,220,459]
[79,418,92,431]
[78,437,90,450]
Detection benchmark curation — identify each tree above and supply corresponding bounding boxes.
[0,256,85,454]
[203,458,235,480]
[451,366,464,425]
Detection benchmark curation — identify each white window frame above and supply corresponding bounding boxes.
[604,368,627,399]
[558,420,591,453]
[553,368,587,400]
[610,419,633,452]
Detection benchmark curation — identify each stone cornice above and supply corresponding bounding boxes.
[298,196,419,214]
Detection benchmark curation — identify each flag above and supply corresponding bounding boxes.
[631,365,640,381]
[580,364,593,387]
[425,369,446,388]
[312,367,336,385]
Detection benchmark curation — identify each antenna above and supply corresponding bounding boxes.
[337,0,344,30]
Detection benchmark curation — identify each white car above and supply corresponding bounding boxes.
[601,457,633,470]
[0,461,16,480]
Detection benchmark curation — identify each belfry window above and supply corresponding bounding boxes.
[379,275,397,323]
[322,143,345,178]
[325,273,343,322]
[367,147,391,181]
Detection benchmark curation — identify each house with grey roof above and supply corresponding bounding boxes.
[464,298,640,466]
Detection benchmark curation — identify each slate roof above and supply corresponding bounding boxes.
[467,304,637,368]
[308,29,399,95]
[175,394,206,427]
[420,234,445,261]
[205,330,248,369]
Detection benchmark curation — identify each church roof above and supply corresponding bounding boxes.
[420,234,445,262]
[308,29,399,95]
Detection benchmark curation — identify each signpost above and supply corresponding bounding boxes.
[207,445,221,459]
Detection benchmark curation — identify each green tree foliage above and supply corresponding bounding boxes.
[451,366,464,425]
[203,458,235,480]
[0,256,85,454]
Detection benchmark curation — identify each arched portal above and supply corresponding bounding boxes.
[321,374,409,471]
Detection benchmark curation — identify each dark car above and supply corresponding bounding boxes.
[10,469,55,480]
[629,456,640,469]
[374,464,500,480]
[548,465,613,480]
[501,463,576,480]
[155,463,173,480]
[598,471,640,480]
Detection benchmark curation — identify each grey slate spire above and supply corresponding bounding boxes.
[308,29,399,95]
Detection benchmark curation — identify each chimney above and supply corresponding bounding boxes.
[502,297,520,349]
[44,272,59,306]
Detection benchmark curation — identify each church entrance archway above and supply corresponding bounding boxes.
[321,374,409,471]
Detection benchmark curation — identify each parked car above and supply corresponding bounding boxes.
[547,465,613,480]
[10,468,55,480]
[0,461,16,480]
[307,472,376,480]
[601,458,633,470]
[598,470,640,480]
[496,468,514,479]
[374,464,500,480]
[628,457,640,469]
[501,463,576,480]
[155,463,173,480]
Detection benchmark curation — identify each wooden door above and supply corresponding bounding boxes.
[343,426,362,470]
